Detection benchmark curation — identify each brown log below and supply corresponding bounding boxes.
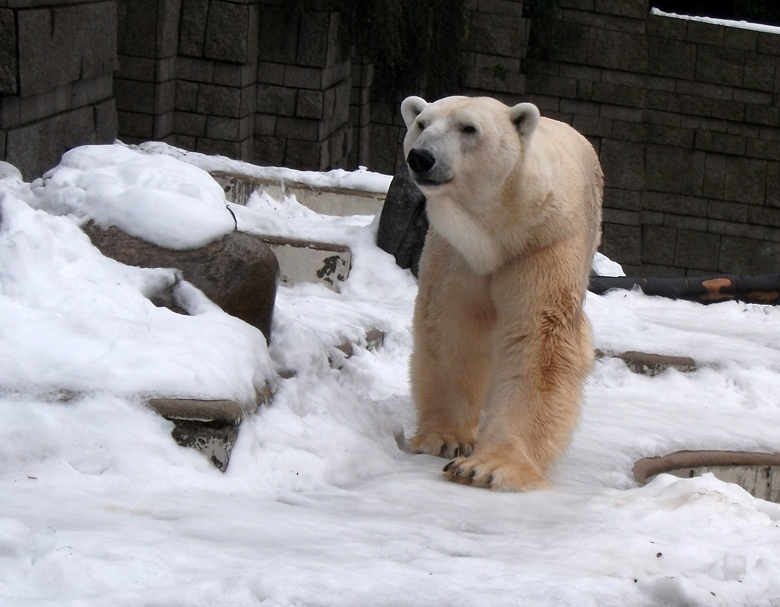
[589,273,780,305]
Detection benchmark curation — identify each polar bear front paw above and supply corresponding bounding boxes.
[442,450,549,491]
[409,431,475,459]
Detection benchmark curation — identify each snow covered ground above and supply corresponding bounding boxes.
[1,144,780,606]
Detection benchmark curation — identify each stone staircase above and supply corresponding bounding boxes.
[154,170,387,470]
[215,171,384,292]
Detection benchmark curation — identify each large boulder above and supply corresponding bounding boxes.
[85,224,279,342]
[376,164,428,277]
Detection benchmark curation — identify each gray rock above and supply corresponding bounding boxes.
[376,164,429,277]
[85,224,279,342]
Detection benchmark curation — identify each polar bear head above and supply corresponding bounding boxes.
[400,95,540,195]
[400,95,541,274]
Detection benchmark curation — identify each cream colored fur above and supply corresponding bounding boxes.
[401,95,603,491]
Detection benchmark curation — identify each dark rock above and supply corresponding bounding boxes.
[376,163,429,277]
[85,225,279,342]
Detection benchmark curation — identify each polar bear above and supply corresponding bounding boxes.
[401,95,603,491]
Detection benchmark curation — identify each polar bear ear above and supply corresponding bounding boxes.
[509,102,540,139]
[401,96,428,129]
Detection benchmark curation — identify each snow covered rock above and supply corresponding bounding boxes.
[30,144,236,250]
[85,223,279,341]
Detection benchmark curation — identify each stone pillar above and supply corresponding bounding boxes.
[115,0,181,144]
[116,0,260,160]
[256,0,352,171]
[173,0,260,159]
[0,1,118,178]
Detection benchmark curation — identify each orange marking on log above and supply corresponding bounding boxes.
[747,290,780,304]
[701,277,733,302]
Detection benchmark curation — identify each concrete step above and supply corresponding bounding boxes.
[148,383,272,472]
[259,235,351,293]
[212,170,385,217]
[146,327,386,469]
[220,173,358,292]
[634,450,780,502]
[597,350,697,376]
[144,170,384,469]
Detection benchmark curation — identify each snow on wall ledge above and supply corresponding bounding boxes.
[651,7,780,35]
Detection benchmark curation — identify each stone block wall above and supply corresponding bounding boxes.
[115,0,353,170]
[254,0,352,170]
[461,0,530,99]
[525,0,780,275]
[347,52,373,169]
[116,0,260,161]
[174,0,260,159]
[115,0,180,145]
[0,0,118,179]
[365,0,780,276]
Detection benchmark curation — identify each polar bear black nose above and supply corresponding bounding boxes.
[407,148,436,175]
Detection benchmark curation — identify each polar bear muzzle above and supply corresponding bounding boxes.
[406,148,447,187]
[406,148,435,174]
[406,148,452,187]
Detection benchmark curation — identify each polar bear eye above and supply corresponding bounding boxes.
[417,120,426,130]
[460,124,478,134]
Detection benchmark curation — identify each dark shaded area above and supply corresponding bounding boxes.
[376,164,429,277]
[653,0,780,26]
[327,0,465,99]
[524,0,561,60]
